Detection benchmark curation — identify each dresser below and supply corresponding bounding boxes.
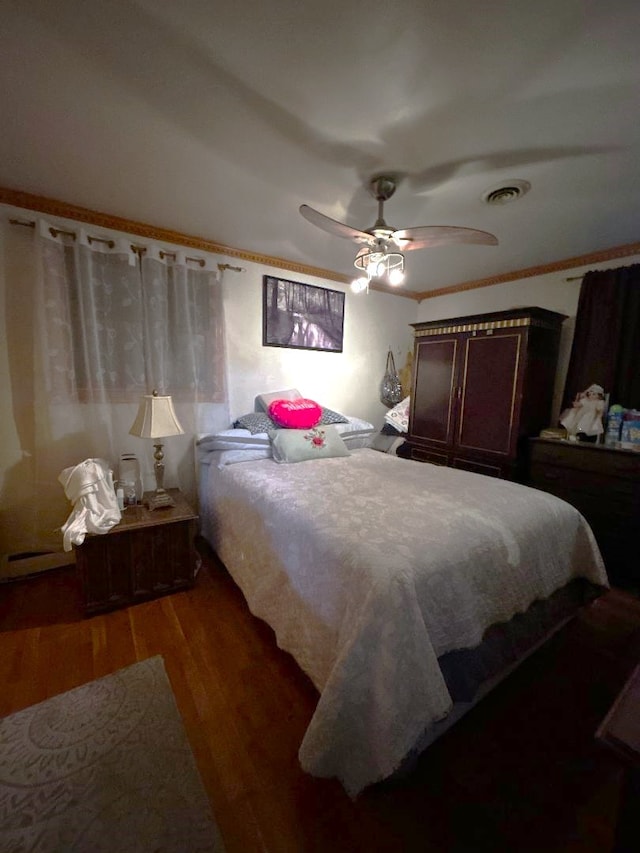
[528,438,640,586]
[406,307,566,480]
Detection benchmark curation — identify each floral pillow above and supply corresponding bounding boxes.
[269,425,350,463]
[268,398,322,429]
[384,396,411,434]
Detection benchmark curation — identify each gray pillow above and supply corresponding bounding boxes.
[234,412,278,434]
[256,388,302,412]
[318,406,349,425]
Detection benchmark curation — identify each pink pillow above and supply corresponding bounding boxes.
[269,398,322,429]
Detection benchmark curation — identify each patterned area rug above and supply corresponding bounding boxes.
[0,656,224,852]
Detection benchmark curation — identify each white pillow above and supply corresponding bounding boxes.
[197,429,270,451]
[197,448,272,467]
[334,417,377,448]
[369,433,406,455]
[335,416,376,432]
[340,432,376,449]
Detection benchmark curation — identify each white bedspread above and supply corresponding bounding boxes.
[200,449,607,796]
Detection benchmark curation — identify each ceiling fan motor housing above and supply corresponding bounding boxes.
[369,175,398,202]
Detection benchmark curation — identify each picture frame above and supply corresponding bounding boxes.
[262,275,345,353]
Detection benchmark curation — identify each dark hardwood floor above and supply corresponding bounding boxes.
[1,544,640,853]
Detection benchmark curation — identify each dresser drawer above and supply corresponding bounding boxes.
[529,461,636,505]
[530,440,640,480]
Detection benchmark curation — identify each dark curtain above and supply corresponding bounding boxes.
[562,263,640,410]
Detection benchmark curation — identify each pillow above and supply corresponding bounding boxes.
[340,432,376,450]
[256,388,302,412]
[384,396,410,434]
[369,433,406,455]
[333,416,377,448]
[269,425,350,463]
[233,412,278,434]
[335,416,376,433]
[197,428,270,451]
[215,448,272,467]
[381,422,402,435]
[318,406,349,425]
[268,398,322,429]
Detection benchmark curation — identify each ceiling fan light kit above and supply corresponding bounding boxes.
[300,175,498,294]
[352,242,405,293]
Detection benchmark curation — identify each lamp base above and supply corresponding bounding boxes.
[146,489,176,511]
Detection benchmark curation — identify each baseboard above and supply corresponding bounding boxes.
[0,550,76,582]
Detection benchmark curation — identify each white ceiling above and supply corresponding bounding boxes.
[1,0,639,294]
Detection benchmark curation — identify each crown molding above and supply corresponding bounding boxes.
[414,240,640,301]
[2,186,636,303]
[0,186,347,286]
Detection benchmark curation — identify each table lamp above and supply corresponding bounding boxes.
[129,390,184,510]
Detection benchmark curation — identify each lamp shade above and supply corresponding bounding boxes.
[129,392,185,439]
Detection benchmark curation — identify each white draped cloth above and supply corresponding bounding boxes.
[58,459,121,551]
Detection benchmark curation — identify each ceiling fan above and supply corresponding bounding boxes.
[300,175,498,292]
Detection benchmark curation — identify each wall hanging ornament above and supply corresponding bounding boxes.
[380,349,403,407]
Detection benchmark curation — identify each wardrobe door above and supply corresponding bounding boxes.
[410,335,459,448]
[457,331,523,458]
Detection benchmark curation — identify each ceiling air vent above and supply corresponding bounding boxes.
[482,180,531,205]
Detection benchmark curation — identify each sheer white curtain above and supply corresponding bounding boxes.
[27,219,228,553]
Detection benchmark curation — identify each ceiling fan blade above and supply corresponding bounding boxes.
[391,225,498,250]
[299,204,372,244]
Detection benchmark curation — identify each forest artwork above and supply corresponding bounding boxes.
[263,276,345,352]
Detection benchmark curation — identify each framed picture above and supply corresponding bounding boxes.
[262,275,345,352]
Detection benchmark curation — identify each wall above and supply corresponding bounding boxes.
[0,207,415,559]
[414,255,640,424]
[221,262,415,425]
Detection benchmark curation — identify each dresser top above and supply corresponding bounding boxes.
[111,489,197,532]
[531,437,640,459]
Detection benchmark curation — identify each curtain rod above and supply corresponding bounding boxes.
[565,274,584,282]
[160,249,205,267]
[217,262,245,273]
[8,216,210,266]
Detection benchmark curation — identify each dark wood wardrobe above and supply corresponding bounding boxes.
[405,307,566,480]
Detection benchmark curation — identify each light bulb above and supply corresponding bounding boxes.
[350,277,369,293]
[388,268,405,286]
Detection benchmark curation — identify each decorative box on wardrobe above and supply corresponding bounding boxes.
[405,307,566,480]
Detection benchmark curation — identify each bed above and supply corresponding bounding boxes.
[196,415,608,797]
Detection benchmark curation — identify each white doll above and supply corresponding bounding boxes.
[560,383,606,438]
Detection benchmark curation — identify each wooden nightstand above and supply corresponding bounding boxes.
[75,489,199,616]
